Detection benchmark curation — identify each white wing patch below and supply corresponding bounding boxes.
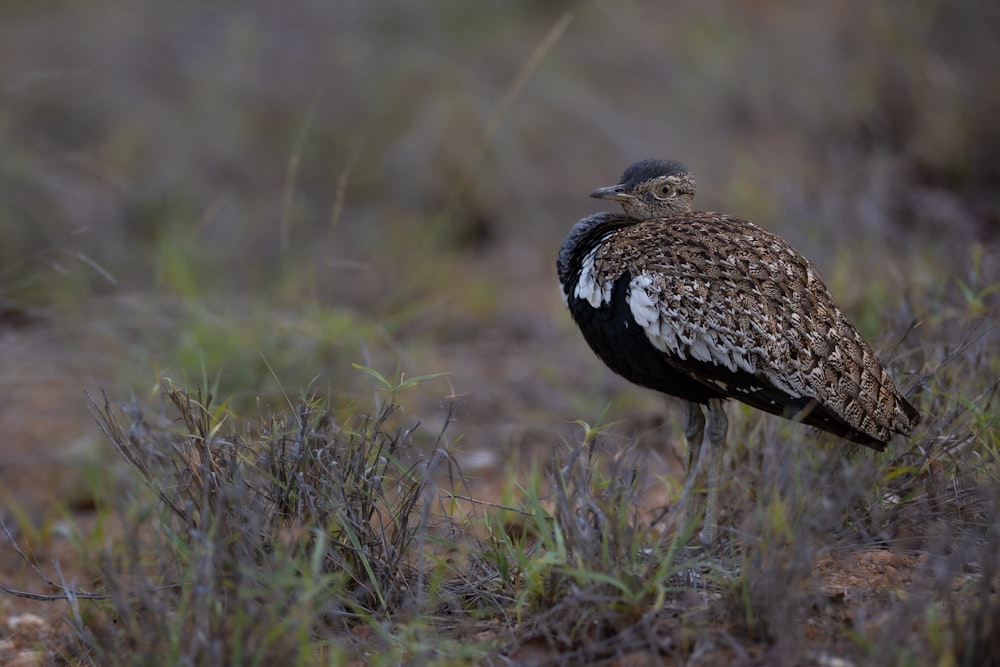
[627,274,660,331]
[627,272,766,380]
[627,274,677,355]
[573,246,613,308]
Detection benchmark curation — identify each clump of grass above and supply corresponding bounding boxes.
[68,380,492,666]
[502,423,716,664]
[718,431,886,659]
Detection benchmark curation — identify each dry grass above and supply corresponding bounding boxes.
[4,320,994,665]
[64,382,492,665]
[1,1,999,665]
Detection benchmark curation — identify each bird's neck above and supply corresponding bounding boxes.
[557,212,635,287]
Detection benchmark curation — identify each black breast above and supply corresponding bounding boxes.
[566,272,726,404]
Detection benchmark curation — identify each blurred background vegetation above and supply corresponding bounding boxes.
[0,0,997,509]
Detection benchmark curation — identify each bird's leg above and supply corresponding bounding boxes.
[680,400,706,534]
[684,400,706,468]
[701,398,728,545]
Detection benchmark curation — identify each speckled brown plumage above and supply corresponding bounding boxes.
[557,159,920,543]
[593,213,917,445]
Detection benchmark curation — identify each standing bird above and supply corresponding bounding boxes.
[557,159,920,544]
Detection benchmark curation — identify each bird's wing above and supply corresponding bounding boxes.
[660,350,887,447]
[605,214,917,445]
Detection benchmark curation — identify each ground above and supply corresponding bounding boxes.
[1,2,998,665]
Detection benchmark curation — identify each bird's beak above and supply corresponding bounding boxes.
[589,184,633,201]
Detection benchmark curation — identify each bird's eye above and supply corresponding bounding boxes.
[654,183,675,199]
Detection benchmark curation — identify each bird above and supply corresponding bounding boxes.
[557,159,920,545]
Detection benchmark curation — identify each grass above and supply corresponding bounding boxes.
[3,305,997,665]
[64,382,716,665]
[71,381,487,665]
[2,2,999,665]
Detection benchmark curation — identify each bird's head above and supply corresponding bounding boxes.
[590,159,696,220]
